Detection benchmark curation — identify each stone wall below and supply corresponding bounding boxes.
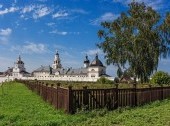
[0,76,14,83]
[1,75,114,82]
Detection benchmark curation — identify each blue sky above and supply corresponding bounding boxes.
[0,0,170,77]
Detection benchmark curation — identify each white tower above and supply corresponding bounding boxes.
[52,51,62,69]
[88,54,106,78]
[12,55,26,78]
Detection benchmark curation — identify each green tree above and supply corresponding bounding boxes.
[98,2,170,83]
[150,71,170,85]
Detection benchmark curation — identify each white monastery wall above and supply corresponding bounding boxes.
[0,76,14,83]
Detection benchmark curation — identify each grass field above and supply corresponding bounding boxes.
[0,82,170,126]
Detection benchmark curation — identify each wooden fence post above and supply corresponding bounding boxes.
[37,81,40,95]
[149,84,152,102]
[161,85,164,100]
[68,86,73,113]
[45,83,48,101]
[56,83,60,109]
[114,84,119,109]
[104,89,107,107]
[36,81,38,94]
[50,84,54,104]
[83,86,88,110]
[39,81,42,96]
[133,83,137,106]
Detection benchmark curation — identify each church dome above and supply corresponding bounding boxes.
[56,51,59,56]
[17,55,24,64]
[84,55,90,63]
[90,54,104,67]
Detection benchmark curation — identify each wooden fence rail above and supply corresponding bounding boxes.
[18,80,170,114]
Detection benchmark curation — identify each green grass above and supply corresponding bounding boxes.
[0,82,87,126]
[76,100,170,126]
[0,82,170,126]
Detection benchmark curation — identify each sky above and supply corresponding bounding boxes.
[0,0,170,77]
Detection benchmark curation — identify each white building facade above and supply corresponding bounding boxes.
[12,55,30,78]
[32,52,111,81]
[0,52,113,82]
[0,56,30,82]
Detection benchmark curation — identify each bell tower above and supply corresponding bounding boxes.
[52,51,62,69]
[12,55,26,78]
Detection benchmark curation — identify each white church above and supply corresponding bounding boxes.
[0,52,112,82]
[0,55,30,82]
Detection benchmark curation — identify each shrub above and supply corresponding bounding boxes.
[97,77,113,84]
[150,71,170,85]
[114,77,119,83]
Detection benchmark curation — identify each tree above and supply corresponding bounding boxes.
[150,71,170,85]
[98,2,170,83]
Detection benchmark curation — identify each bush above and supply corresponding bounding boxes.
[97,77,113,84]
[150,71,170,85]
[114,77,119,83]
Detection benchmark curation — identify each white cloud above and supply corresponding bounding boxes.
[71,9,88,14]
[91,12,119,25]
[33,6,51,19]
[0,36,8,44]
[0,28,12,36]
[21,5,35,13]
[54,44,67,50]
[113,0,165,10]
[0,7,19,15]
[52,11,69,18]
[11,42,48,54]
[46,22,55,26]
[20,5,52,20]
[49,30,68,35]
[0,28,12,44]
[82,49,103,56]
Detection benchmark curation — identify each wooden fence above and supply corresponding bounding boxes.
[19,80,170,114]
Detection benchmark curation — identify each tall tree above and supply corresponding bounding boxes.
[98,2,170,83]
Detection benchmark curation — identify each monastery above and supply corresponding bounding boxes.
[0,52,113,82]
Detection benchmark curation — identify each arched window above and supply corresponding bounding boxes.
[91,69,95,71]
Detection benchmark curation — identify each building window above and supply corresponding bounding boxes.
[91,75,95,77]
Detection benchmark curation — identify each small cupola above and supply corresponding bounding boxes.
[84,54,90,68]
[17,55,24,64]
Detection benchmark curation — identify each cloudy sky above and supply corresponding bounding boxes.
[0,0,170,76]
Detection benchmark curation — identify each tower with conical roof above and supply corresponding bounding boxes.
[88,54,106,78]
[84,54,90,68]
[14,55,25,71]
[52,51,62,69]
[12,55,27,78]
